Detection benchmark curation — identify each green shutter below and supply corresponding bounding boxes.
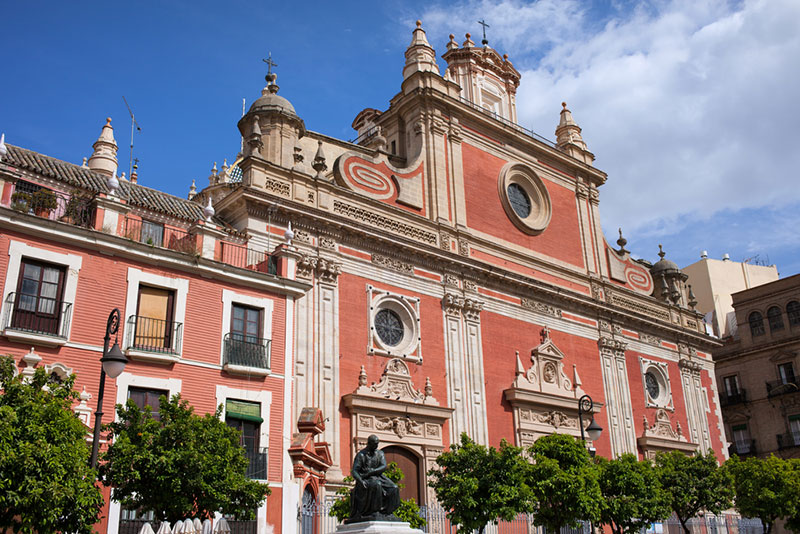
[732,424,747,431]
[226,399,262,423]
[789,414,800,422]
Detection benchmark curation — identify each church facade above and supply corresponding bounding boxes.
[0,22,725,534]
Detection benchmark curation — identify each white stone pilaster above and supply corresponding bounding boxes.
[598,337,636,455]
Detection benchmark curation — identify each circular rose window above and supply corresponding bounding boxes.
[497,163,552,235]
[375,309,404,346]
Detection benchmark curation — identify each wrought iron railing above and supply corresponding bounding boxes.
[218,241,276,274]
[729,439,757,456]
[224,333,271,370]
[777,432,800,450]
[126,315,182,354]
[8,183,95,228]
[720,389,747,407]
[766,377,800,397]
[124,216,198,254]
[244,447,268,480]
[2,292,72,338]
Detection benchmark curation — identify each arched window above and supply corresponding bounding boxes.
[788,301,800,327]
[749,311,765,337]
[300,487,316,534]
[767,306,784,332]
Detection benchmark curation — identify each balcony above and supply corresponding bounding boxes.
[10,184,95,229]
[777,432,800,450]
[2,292,72,346]
[125,315,182,364]
[720,389,748,407]
[124,217,198,255]
[218,242,276,274]
[766,377,800,398]
[223,333,271,376]
[244,447,268,480]
[728,439,757,457]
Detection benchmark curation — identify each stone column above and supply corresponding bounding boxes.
[598,337,636,455]
[679,352,712,453]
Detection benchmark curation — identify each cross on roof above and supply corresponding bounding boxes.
[263,52,277,76]
[478,19,490,44]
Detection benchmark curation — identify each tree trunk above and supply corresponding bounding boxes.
[763,520,771,534]
[679,517,691,534]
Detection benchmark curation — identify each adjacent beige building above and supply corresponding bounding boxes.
[683,254,778,337]
[714,273,800,459]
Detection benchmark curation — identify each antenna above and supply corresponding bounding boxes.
[122,96,142,179]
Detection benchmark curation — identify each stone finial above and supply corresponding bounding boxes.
[87,117,119,178]
[188,179,197,200]
[658,244,666,260]
[284,221,295,245]
[107,173,120,197]
[0,133,7,161]
[555,102,588,151]
[541,325,551,342]
[312,140,327,179]
[617,228,629,254]
[203,196,215,222]
[403,20,440,80]
[358,365,368,387]
[425,376,433,397]
[219,159,229,183]
[81,157,88,168]
[130,160,138,184]
[660,274,670,300]
[572,364,582,389]
[515,351,525,376]
[20,347,42,382]
[248,118,263,156]
[688,285,698,310]
[208,162,218,186]
[463,32,474,48]
[446,33,458,51]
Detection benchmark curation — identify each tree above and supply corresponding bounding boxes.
[329,462,425,529]
[784,459,800,534]
[597,453,671,534]
[100,394,269,522]
[655,450,733,534]
[0,355,103,534]
[527,433,601,534]
[727,455,800,534]
[428,433,531,534]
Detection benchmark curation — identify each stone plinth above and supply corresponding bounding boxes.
[332,521,425,534]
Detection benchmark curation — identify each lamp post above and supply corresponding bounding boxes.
[577,394,602,457]
[90,308,128,469]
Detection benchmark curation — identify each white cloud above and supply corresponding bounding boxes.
[421,0,800,261]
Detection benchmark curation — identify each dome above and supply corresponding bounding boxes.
[650,245,681,275]
[249,91,297,115]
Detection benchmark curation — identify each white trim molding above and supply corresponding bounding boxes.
[220,289,274,376]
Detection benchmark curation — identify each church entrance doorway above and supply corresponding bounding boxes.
[381,446,423,505]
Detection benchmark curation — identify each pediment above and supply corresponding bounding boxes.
[511,327,584,399]
[769,350,797,363]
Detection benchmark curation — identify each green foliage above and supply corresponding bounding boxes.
[597,453,671,534]
[428,433,531,534]
[784,460,800,533]
[727,455,800,534]
[655,450,733,534]
[328,462,425,529]
[100,394,269,523]
[0,355,103,534]
[10,191,31,212]
[527,433,601,533]
[32,188,58,212]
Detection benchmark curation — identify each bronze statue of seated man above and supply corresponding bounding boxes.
[346,434,401,523]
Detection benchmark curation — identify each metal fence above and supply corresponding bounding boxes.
[301,502,763,534]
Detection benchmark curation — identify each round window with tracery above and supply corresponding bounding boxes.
[375,309,404,346]
[498,162,552,235]
[507,183,531,218]
[645,372,660,399]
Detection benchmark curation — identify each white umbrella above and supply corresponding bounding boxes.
[214,518,231,534]
[156,521,172,534]
[138,523,156,534]
[201,519,213,534]
[171,520,184,534]
[193,518,203,533]
[182,519,196,534]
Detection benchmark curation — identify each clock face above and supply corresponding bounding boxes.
[645,372,660,400]
[375,308,404,347]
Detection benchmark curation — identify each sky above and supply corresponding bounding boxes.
[2,0,799,275]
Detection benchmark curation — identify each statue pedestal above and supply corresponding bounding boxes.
[332,521,425,534]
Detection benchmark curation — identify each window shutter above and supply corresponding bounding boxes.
[226,399,262,422]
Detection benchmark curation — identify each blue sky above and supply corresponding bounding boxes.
[2,0,799,275]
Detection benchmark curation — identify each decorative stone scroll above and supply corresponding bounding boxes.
[520,298,562,318]
[504,327,599,447]
[606,243,653,296]
[372,254,414,275]
[637,409,697,460]
[441,292,483,321]
[334,152,424,210]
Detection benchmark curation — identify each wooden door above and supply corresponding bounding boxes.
[382,445,423,505]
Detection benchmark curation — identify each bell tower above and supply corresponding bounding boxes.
[441,31,521,122]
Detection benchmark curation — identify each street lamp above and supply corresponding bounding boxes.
[578,394,602,456]
[90,308,127,469]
